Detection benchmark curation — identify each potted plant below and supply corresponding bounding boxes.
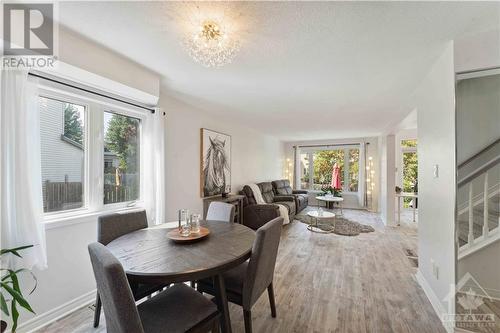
[321,185,342,197]
[1,245,37,333]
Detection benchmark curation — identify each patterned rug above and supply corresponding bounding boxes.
[295,206,375,236]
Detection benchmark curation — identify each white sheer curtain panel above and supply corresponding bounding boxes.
[142,108,166,225]
[1,70,47,270]
[357,142,366,207]
[294,146,301,190]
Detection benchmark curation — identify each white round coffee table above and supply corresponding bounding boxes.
[307,210,336,233]
[315,196,344,215]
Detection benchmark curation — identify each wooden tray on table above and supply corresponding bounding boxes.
[167,227,210,243]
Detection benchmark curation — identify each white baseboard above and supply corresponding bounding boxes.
[415,270,453,333]
[15,289,96,333]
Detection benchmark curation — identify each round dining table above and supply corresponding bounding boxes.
[106,220,256,333]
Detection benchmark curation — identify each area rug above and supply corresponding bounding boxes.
[295,207,375,236]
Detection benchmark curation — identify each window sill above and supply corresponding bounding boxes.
[43,202,145,230]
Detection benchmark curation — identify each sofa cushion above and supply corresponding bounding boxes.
[296,194,308,205]
[272,179,293,195]
[258,182,275,204]
[275,200,296,216]
[295,194,308,213]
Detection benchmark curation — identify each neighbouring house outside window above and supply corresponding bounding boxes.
[40,97,85,212]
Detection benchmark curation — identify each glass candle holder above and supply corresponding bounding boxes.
[180,223,191,237]
[178,209,190,230]
[190,214,201,234]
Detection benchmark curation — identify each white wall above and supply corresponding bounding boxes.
[458,241,500,300]
[379,134,396,226]
[456,74,500,165]
[454,29,500,73]
[162,93,285,221]
[413,43,456,315]
[58,27,160,99]
[282,137,379,211]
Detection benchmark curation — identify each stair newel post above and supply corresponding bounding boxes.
[483,172,489,238]
[468,183,474,245]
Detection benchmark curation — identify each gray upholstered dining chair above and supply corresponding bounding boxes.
[93,210,166,327]
[197,217,283,333]
[88,242,220,333]
[206,202,235,223]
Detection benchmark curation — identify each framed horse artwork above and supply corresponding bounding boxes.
[200,128,231,197]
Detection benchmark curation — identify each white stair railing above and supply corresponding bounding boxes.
[467,183,474,246]
[483,172,489,238]
[458,155,500,260]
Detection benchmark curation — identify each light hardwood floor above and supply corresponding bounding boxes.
[36,209,446,333]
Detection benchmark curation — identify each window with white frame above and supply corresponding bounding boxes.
[400,139,418,207]
[299,145,360,192]
[103,111,140,204]
[39,85,146,215]
[40,97,86,212]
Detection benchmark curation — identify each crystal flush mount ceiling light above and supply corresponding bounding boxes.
[184,19,240,68]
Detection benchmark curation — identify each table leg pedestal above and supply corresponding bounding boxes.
[214,274,232,333]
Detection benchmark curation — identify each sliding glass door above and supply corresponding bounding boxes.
[299,145,360,192]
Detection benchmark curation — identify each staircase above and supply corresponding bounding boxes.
[457,194,500,248]
[456,139,500,260]
[456,141,500,333]
[456,292,500,333]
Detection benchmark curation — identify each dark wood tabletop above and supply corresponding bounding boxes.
[107,220,256,283]
[106,220,256,333]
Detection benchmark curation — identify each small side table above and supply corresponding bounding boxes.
[315,196,344,216]
[307,210,336,233]
[395,192,418,225]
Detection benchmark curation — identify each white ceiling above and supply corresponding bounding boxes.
[58,1,499,141]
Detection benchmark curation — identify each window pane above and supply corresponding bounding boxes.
[40,97,85,212]
[402,151,418,207]
[104,112,140,204]
[348,149,359,192]
[312,150,344,190]
[403,151,418,192]
[300,153,310,189]
[401,139,417,148]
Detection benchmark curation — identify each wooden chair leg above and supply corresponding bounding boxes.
[243,309,252,333]
[93,292,101,328]
[268,283,277,318]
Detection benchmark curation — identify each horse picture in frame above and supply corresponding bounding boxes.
[200,128,231,197]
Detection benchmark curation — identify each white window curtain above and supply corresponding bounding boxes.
[1,70,47,270]
[357,142,366,207]
[293,146,301,190]
[142,108,166,225]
